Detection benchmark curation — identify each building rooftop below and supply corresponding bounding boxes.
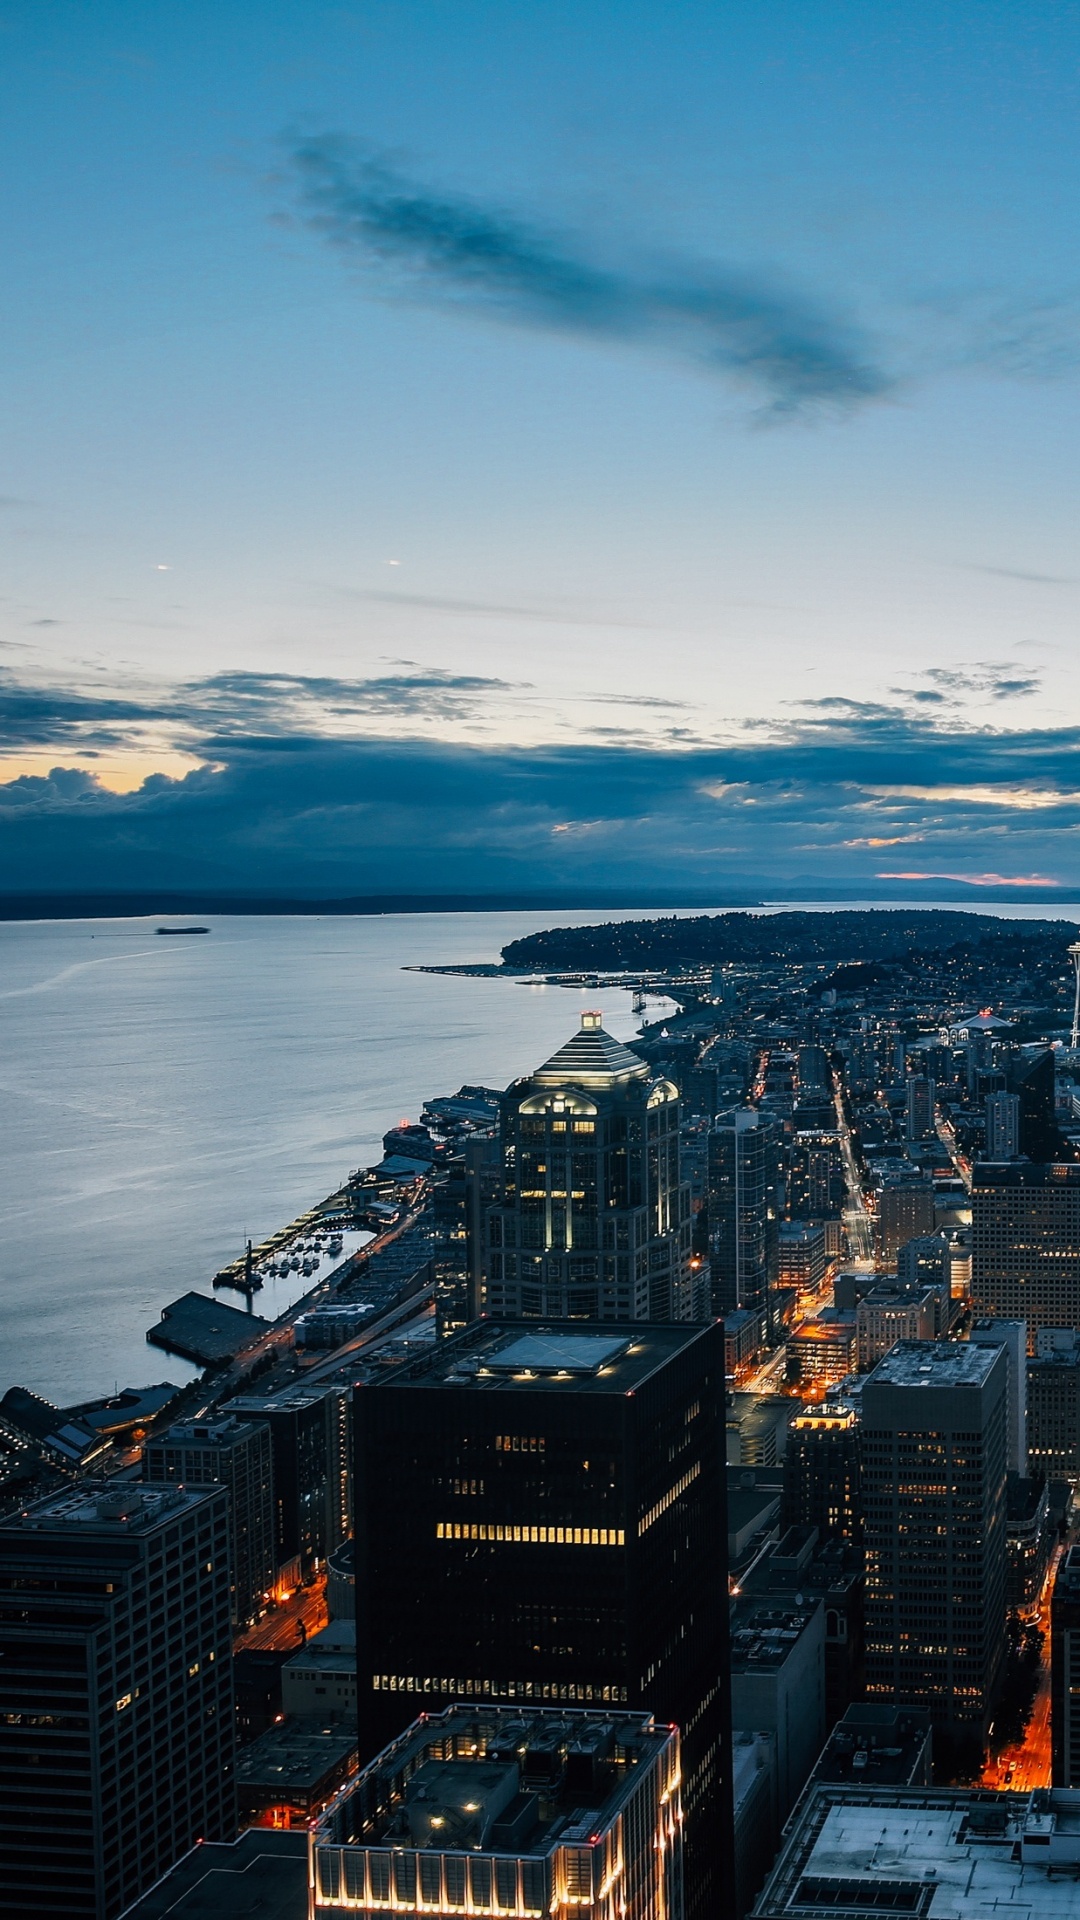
[315,1706,675,1857]
[118,1830,308,1920]
[730,1597,822,1673]
[14,1481,210,1535]
[379,1318,711,1395]
[807,1706,932,1793]
[235,1718,357,1795]
[866,1340,1001,1389]
[754,1784,1080,1920]
[530,1013,650,1088]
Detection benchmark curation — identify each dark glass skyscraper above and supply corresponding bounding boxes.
[352,1318,732,1920]
[486,1014,693,1323]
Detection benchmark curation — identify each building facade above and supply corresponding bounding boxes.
[0,1482,235,1920]
[143,1413,274,1625]
[971,1162,1080,1337]
[860,1341,1008,1744]
[352,1319,731,1920]
[1052,1546,1080,1787]
[486,1015,693,1323]
[229,1383,351,1584]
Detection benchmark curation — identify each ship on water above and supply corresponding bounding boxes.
[155,926,210,935]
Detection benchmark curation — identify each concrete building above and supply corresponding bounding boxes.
[752,1783,1080,1920]
[1052,1546,1080,1787]
[0,1482,235,1920]
[281,1618,357,1721]
[236,1718,357,1831]
[971,1161,1080,1337]
[777,1224,827,1297]
[352,1319,731,1920]
[860,1341,1008,1746]
[877,1180,935,1263]
[732,1731,778,1920]
[143,1413,274,1625]
[730,1593,826,1823]
[855,1281,937,1373]
[741,1526,865,1731]
[803,1703,932,1797]
[485,1015,693,1323]
[969,1318,1028,1478]
[309,1706,683,1920]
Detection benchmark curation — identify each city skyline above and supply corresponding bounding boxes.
[4,5,1080,894]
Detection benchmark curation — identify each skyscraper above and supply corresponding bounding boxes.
[782,1407,862,1545]
[229,1383,350,1584]
[985,1091,1021,1161]
[486,1014,693,1323]
[352,1318,731,1920]
[905,1076,935,1143]
[708,1108,779,1322]
[0,1482,235,1920]
[861,1341,1008,1751]
[143,1413,275,1625]
[971,1161,1080,1337]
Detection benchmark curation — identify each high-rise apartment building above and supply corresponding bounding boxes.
[971,1161,1080,1337]
[708,1108,779,1321]
[229,1383,350,1583]
[352,1319,731,1920]
[905,1076,935,1142]
[1052,1546,1080,1787]
[0,1482,235,1920]
[485,1015,693,1323]
[861,1341,1008,1746]
[985,1091,1021,1161]
[143,1413,275,1625]
[310,1705,683,1920]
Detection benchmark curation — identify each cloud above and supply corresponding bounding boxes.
[286,137,891,417]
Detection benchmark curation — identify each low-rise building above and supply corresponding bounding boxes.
[785,1311,858,1393]
[236,1717,357,1830]
[803,1703,932,1798]
[281,1618,357,1721]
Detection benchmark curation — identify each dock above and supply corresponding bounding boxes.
[147,1292,273,1367]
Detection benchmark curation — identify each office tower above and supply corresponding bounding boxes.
[985,1090,1021,1161]
[465,1133,501,1321]
[485,1014,693,1323]
[969,1318,1027,1477]
[143,1413,274,1625]
[0,1483,235,1920]
[1027,1339,1080,1480]
[971,1161,1080,1337]
[895,1234,953,1330]
[432,1152,471,1336]
[229,1383,350,1583]
[877,1180,935,1263]
[782,1407,861,1544]
[353,1319,731,1920]
[1052,1546,1080,1786]
[777,1223,827,1296]
[905,1076,936,1142]
[797,1046,830,1093]
[708,1107,779,1321]
[310,1705,682,1920]
[861,1341,1008,1749]
[1004,1047,1061,1161]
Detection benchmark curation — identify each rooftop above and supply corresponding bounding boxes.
[235,1718,357,1794]
[754,1784,1080,1920]
[118,1830,308,1920]
[730,1597,823,1672]
[15,1481,210,1534]
[866,1340,1001,1389]
[529,1014,650,1088]
[314,1706,675,1858]
[808,1706,932,1794]
[379,1318,711,1395]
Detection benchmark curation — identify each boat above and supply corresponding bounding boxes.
[156,926,210,936]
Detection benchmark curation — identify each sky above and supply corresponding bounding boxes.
[3,0,1080,898]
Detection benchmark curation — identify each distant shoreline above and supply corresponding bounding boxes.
[1,888,1079,922]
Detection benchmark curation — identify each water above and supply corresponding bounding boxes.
[2,900,1076,1405]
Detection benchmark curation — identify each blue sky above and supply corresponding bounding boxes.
[3,1,1080,895]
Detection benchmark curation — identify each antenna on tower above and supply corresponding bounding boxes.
[1069,938,1080,1050]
